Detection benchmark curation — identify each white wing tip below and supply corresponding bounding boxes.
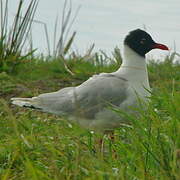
[11,97,34,107]
[11,100,29,107]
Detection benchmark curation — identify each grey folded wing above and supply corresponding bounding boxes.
[31,73,129,118]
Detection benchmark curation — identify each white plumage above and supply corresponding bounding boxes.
[11,29,169,131]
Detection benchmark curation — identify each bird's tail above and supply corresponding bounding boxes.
[11,97,41,109]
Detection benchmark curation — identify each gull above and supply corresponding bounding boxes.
[11,29,169,131]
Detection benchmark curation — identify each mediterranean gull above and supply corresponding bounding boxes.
[11,29,169,131]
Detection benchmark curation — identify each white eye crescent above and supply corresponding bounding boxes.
[140,38,146,44]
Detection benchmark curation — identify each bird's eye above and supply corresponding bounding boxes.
[140,38,146,44]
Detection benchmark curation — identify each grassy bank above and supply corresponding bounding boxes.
[0,0,180,179]
[0,55,180,180]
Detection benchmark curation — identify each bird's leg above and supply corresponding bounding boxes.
[104,130,117,158]
[97,131,115,151]
[104,130,115,141]
[95,130,115,157]
[96,134,106,155]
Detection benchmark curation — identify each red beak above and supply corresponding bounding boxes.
[152,43,169,50]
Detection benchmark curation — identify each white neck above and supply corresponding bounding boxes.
[122,45,146,69]
[114,45,150,92]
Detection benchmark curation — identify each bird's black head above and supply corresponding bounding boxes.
[124,29,169,57]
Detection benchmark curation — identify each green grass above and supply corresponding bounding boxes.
[0,0,180,179]
[0,0,38,73]
[0,55,180,180]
